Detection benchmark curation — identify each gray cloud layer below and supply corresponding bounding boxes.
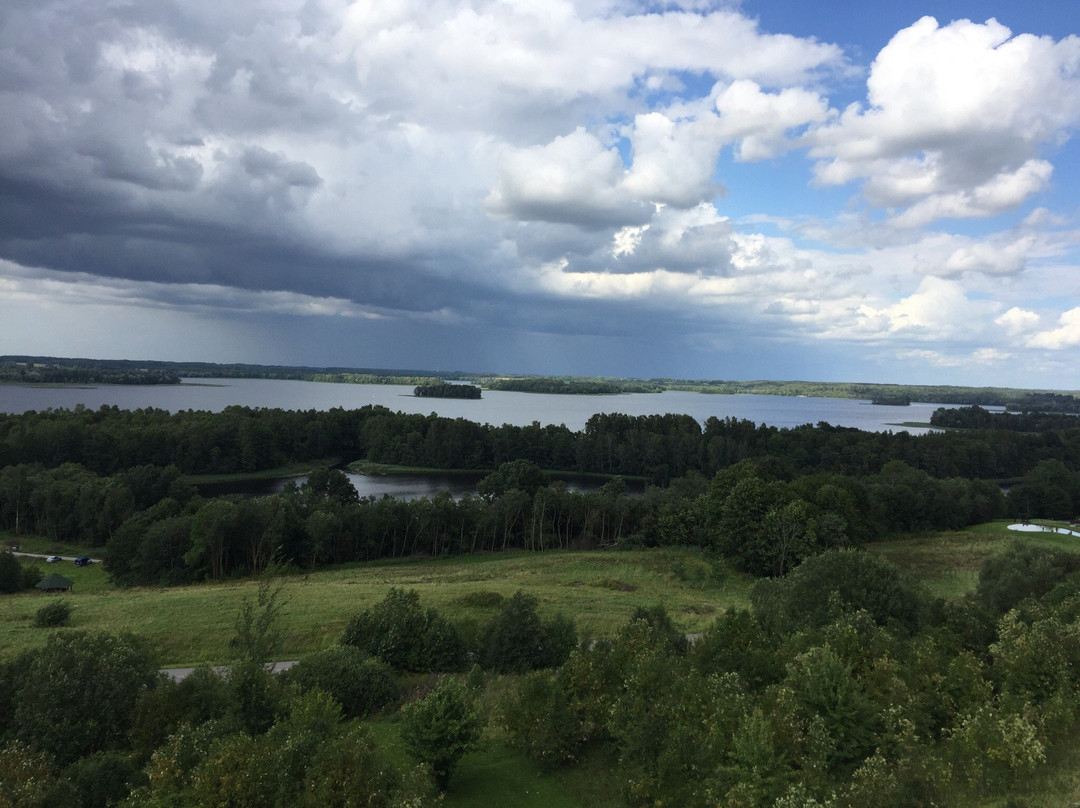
[2,1,1080,384]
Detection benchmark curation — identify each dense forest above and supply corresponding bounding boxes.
[0,403,1078,586]
[0,359,180,386]
[413,383,482,399]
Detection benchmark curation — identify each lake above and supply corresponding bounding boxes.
[0,377,949,434]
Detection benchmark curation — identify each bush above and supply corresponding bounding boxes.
[628,605,688,655]
[303,724,435,807]
[504,670,583,766]
[283,645,398,718]
[20,564,43,591]
[976,543,1080,615]
[0,552,21,594]
[401,677,481,790]
[693,608,782,689]
[64,750,147,808]
[128,666,234,758]
[752,549,922,635]
[11,631,160,765]
[34,599,72,628]
[341,588,465,672]
[455,590,505,608]
[480,590,577,674]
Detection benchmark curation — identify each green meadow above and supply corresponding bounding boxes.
[7,521,1080,807]
[5,519,1078,667]
[0,546,750,666]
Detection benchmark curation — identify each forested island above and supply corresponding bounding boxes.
[414,383,481,399]
[6,389,1080,805]
[869,394,910,406]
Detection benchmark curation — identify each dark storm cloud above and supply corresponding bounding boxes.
[4,0,1079,388]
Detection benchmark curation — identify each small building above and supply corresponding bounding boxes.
[35,573,73,593]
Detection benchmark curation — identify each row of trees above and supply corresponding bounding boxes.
[484,377,664,394]
[4,451,1077,586]
[4,403,1080,482]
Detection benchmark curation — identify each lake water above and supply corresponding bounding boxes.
[0,377,948,434]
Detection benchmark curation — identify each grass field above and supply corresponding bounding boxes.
[866,519,1080,598]
[364,712,624,808]
[0,547,748,666]
[5,519,1080,667]
[1,530,99,560]
[7,519,1080,807]
[180,457,342,484]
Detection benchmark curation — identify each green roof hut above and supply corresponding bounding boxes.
[36,573,73,593]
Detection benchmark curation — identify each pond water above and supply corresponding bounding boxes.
[198,470,647,501]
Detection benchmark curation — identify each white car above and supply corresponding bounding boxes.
[46,555,62,563]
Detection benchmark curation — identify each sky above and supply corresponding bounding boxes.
[2,0,1080,388]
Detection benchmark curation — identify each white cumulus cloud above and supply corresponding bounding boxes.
[808,16,1080,224]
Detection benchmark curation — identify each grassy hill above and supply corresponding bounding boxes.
[4,519,1075,667]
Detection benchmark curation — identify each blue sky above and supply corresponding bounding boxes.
[1,0,1079,387]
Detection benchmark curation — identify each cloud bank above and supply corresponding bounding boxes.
[2,2,1080,385]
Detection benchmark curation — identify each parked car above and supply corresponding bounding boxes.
[46,555,62,563]
[73,556,91,567]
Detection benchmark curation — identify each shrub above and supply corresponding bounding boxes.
[455,590,505,608]
[480,590,577,674]
[752,549,921,636]
[693,608,782,689]
[283,645,398,717]
[64,750,147,808]
[401,677,481,790]
[34,600,72,628]
[0,552,21,594]
[976,543,1080,616]
[20,564,43,591]
[628,605,688,655]
[504,670,583,766]
[11,631,160,765]
[303,724,435,807]
[128,666,234,759]
[341,588,465,672]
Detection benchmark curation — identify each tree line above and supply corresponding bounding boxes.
[3,403,1080,585]
[4,451,1075,587]
[484,377,664,394]
[3,404,1080,483]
